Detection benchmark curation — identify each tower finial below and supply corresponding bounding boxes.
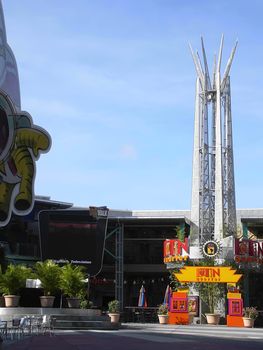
[201,37,211,90]
[189,43,204,88]
[216,34,224,73]
[221,40,238,91]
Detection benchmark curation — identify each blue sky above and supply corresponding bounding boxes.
[3,0,263,210]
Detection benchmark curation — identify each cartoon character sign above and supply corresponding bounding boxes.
[0,91,51,226]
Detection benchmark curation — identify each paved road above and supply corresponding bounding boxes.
[3,324,263,350]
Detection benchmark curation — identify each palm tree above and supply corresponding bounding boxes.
[34,260,61,296]
[60,263,86,308]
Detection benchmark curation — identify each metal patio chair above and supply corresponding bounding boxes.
[0,319,7,339]
[39,315,56,336]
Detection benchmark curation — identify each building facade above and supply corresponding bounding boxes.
[0,1,262,321]
[1,203,263,312]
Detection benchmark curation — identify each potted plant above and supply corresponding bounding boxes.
[157,304,169,324]
[34,260,61,307]
[80,299,93,309]
[108,300,120,323]
[0,264,32,307]
[197,282,224,325]
[60,263,86,308]
[243,307,258,328]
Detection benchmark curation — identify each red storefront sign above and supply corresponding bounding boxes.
[234,238,263,264]
[163,238,189,263]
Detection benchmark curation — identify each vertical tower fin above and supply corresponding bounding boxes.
[217,34,224,73]
[190,78,202,245]
[201,37,212,90]
[221,40,238,91]
[189,43,204,88]
[212,54,217,89]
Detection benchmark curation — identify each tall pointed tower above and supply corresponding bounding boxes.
[190,36,237,246]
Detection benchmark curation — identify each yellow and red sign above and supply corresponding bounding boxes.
[163,238,189,263]
[174,266,242,283]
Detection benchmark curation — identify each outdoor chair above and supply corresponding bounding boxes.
[143,310,154,323]
[29,316,43,335]
[20,317,31,336]
[40,315,55,336]
[0,319,7,339]
[134,309,144,323]
[7,317,25,340]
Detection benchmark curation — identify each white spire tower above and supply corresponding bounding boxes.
[190,36,237,245]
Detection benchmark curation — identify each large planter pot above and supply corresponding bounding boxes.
[243,317,255,328]
[4,295,20,307]
[66,297,81,308]
[205,313,221,325]
[108,313,120,323]
[40,296,55,308]
[158,315,168,324]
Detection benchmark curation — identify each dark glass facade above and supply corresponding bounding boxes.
[0,198,72,267]
[93,218,189,310]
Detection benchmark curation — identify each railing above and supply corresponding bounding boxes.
[123,307,158,323]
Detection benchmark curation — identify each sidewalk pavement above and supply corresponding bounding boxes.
[2,323,263,349]
[121,323,263,339]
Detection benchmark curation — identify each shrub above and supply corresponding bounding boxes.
[60,263,86,298]
[34,260,61,296]
[243,307,258,320]
[80,299,93,309]
[0,264,32,295]
[108,300,120,313]
[157,303,169,315]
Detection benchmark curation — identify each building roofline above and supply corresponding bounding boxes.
[35,196,73,208]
